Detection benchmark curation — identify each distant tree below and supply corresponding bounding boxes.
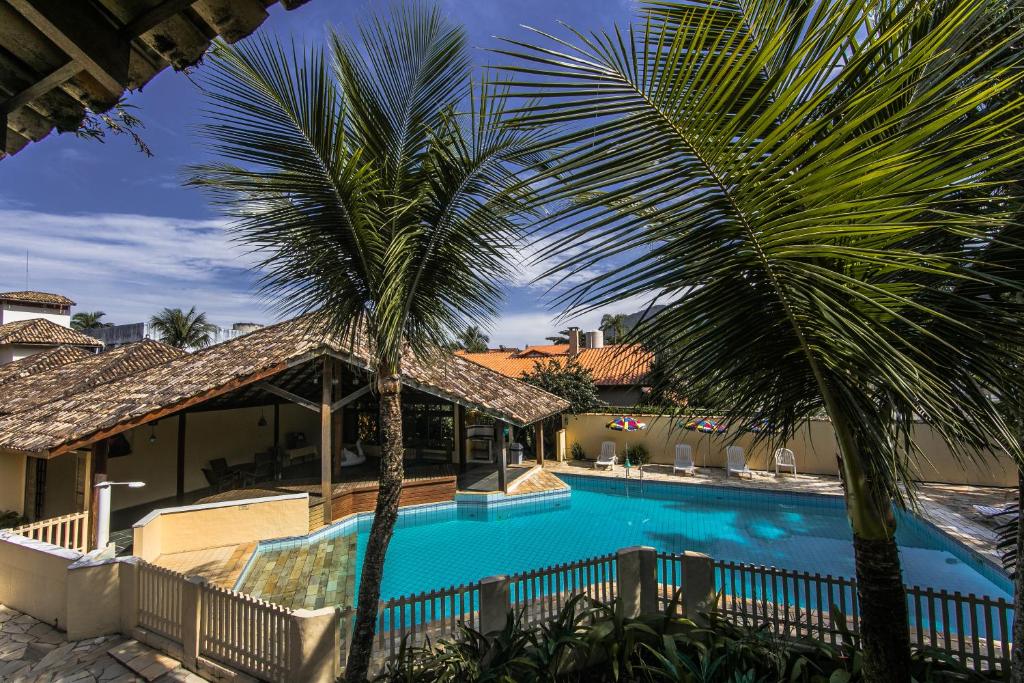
[71,311,111,331]
[599,313,627,343]
[523,358,601,414]
[149,307,218,350]
[545,328,573,344]
[456,325,490,353]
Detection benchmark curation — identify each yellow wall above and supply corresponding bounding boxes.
[563,413,1017,487]
[107,404,320,511]
[133,494,310,561]
[0,533,78,629]
[0,452,25,515]
[43,451,80,518]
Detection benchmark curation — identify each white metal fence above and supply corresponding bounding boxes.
[11,511,89,553]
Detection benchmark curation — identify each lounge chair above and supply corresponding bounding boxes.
[726,446,752,479]
[339,440,367,468]
[673,444,696,476]
[773,448,796,476]
[595,441,616,470]
[974,503,1016,518]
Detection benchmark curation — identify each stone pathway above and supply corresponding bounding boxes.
[0,605,202,683]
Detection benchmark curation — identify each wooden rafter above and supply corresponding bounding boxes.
[330,384,371,413]
[257,381,319,414]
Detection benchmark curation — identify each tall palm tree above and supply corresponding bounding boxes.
[187,6,543,679]
[457,325,490,352]
[70,311,110,330]
[599,313,627,344]
[149,307,218,350]
[497,1,1024,679]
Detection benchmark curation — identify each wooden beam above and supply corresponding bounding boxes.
[455,405,465,472]
[0,61,80,115]
[88,439,109,551]
[258,382,319,413]
[175,413,187,502]
[496,422,507,493]
[320,357,333,524]
[330,384,370,413]
[8,0,130,97]
[120,0,196,38]
[535,421,545,467]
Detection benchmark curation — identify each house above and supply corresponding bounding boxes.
[0,315,568,524]
[0,290,74,326]
[86,321,262,350]
[0,290,104,363]
[457,328,654,406]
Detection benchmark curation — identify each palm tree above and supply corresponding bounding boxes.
[70,311,110,330]
[187,6,543,679]
[149,307,218,350]
[599,313,626,344]
[498,1,1024,679]
[457,325,490,353]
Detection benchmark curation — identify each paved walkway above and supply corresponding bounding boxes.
[0,605,201,683]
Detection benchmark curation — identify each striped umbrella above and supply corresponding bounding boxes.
[607,416,647,469]
[682,418,727,467]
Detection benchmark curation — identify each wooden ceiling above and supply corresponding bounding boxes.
[0,0,310,159]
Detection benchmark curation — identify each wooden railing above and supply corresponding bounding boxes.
[655,553,1013,673]
[510,553,618,627]
[374,581,480,662]
[137,562,184,642]
[11,511,89,553]
[200,582,292,681]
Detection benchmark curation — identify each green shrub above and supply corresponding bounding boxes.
[369,593,998,682]
[624,443,650,466]
[570,441,586,461]
[0,510,26,529]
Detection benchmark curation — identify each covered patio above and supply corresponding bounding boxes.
[0,316,569,547]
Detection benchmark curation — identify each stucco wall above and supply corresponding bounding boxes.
[0,451,26,515]
[0,304,70,327]
[563,413,1017,487]
[132,494,310,561]
[0,533,80,629]
[43,451,79,518]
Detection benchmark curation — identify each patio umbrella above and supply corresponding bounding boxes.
[606,416,647,470]
[682,418,727,467]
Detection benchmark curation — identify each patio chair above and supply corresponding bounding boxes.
[974,503,1016,518]
[773,448,796,476]
[673,444,696,476]
[251,450,277,481]
[726,446,752,479]
[205,459,240,492]
[595,441,616,470]
[339,440,367,468]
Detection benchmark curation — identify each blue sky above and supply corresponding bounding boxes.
[0,0,642,346]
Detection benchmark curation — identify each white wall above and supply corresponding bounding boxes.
[0,303,70,327]
[0,345,50,363]
[0,452,26,515]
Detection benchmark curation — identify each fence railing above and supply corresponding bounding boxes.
[200,581,293,681]
[137,562,184,642]
[374,581,480,663]
[654,553,1012,673]
[11,511,89,553]
[510,553,618,627]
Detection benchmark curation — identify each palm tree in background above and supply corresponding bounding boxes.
[149,307,217,350]
[498,1,1024,679]
[599,313,627,344]
[457,325,490,352]
[187,6,544,679]
[70,311,111,331]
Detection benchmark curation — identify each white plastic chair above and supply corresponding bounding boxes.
[339,440,367,468]
[726,446,752,479]
[595,441,616,470]
[773,448,796,476]
[673,444,696,476]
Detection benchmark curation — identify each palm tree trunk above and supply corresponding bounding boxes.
[830,407,911,682]
[1011,466,1024,682]
[345,373,404,682]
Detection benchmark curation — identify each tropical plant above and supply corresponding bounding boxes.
[523,358,601,414]
[0,510,27,529]
[148,306,217,350]
[186,5,544,679]
[456,325,490,353]
[599,313,627,344]
[496,1,1024,680]
[624,443,649,466]
[570,441,586,461]
[70,311,111,330]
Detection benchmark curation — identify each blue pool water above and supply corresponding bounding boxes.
[353,474,1010,603]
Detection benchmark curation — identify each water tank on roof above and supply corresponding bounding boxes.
[585,330,604,348]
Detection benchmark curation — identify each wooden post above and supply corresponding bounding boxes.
[332,364,344,478]
[535,421,545,467]
[273,402,280,451]
[455,405,465,472]
[89,439,109,551]
[320,357,333,524]
[175,412,187,502]
[496,421,507,493]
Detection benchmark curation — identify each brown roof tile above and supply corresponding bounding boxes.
[0,318,103,348]
[0,291,75,306]
[457,344,653,386]
[0,346,92,386]
[0,316,569,455]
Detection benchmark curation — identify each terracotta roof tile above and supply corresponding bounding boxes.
[457,344,653,386]
[0,291,75,306]
[0,316,569,455]
[0,318,103,348]
[0,346,92,386]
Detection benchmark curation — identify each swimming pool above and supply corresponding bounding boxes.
[238,473,1010,611]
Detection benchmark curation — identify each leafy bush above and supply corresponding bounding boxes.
[0,511,26,529]
[624,443,650,466]
[369,593,998,683]
[570,441,586,461]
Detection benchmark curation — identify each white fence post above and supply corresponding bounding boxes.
[181,575,205,669]
[479,575,510,635]
[680,551,714,624]
[617,546,656,618]
[119,557,140,633]
[288,607,339,682]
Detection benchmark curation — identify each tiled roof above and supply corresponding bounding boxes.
[0,346,91,387]
[0,340,185,416]
[0,318,103,348]
[457,344,653,386]
[0,316,569,456]
[0,291,75,306]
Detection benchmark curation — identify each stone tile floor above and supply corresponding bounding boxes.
[0,605,200,683]
[238,531,358,610]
